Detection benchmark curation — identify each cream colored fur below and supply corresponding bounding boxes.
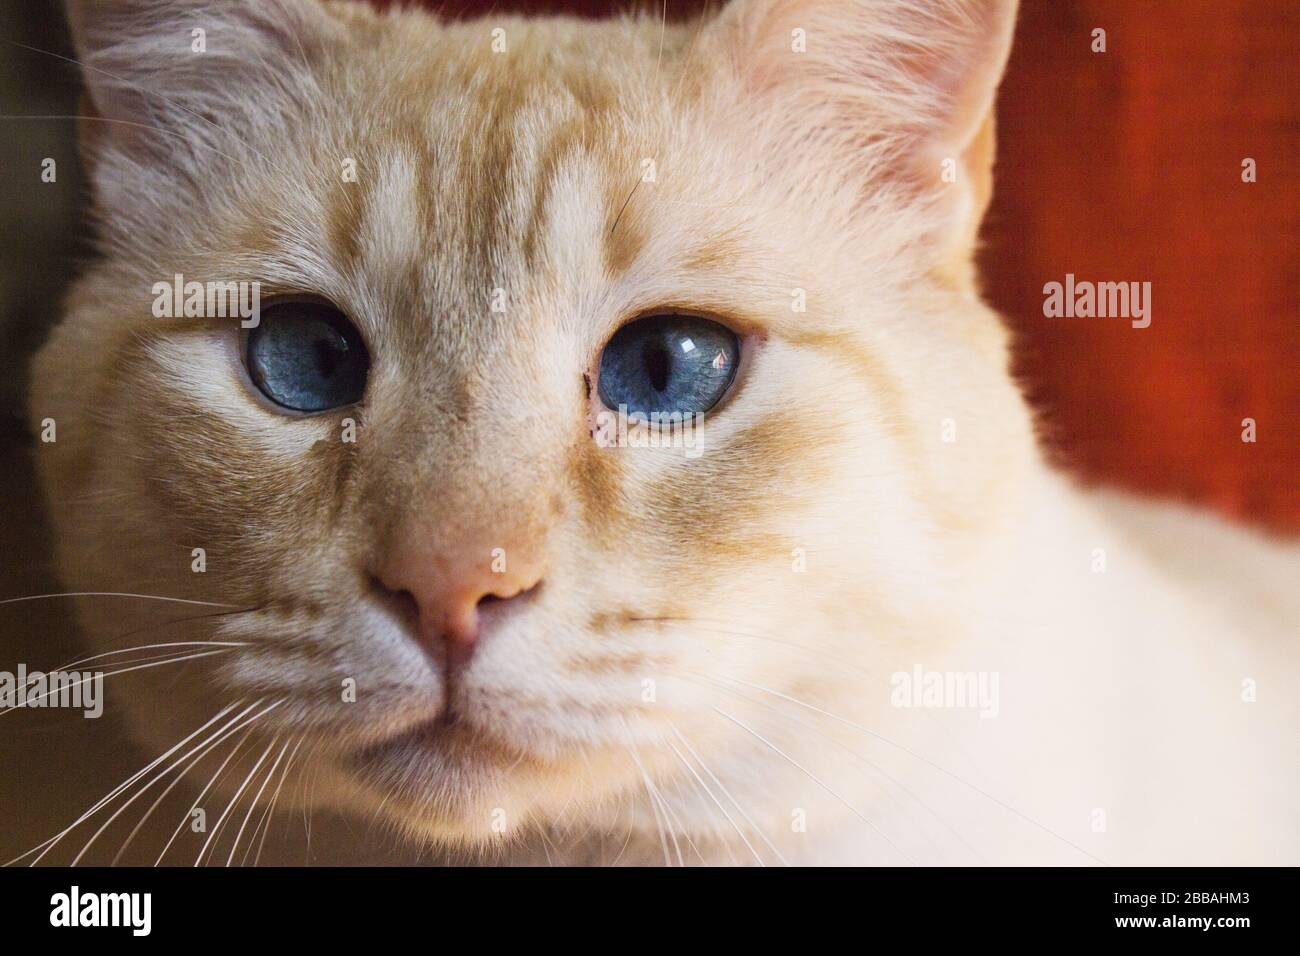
[28,0,1298,864]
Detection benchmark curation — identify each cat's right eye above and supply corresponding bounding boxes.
[245,300,370,413]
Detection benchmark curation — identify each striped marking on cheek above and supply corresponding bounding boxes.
[780,326,922,474]
[648,410,836,566]
[568,435,628,533]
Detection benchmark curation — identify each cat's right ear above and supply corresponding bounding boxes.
[65,0,337,208]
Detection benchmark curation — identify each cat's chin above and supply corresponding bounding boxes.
[335,714,551,844]
[324,711,644,849]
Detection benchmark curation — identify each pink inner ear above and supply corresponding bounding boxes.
[915,1,1021,150]
[724,0,1018,156]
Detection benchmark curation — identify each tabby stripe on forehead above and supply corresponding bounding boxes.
[603,170,649,277]
[457,81,531,281]
[522,117,591,272]
[327,158,371,270]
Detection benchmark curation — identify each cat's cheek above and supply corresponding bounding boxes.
[215,601,445,747]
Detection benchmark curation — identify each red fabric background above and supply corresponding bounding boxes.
[387,0,1300,532]
[984,1,1299,534]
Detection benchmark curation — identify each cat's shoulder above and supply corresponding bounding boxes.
[1085,486,1300,625]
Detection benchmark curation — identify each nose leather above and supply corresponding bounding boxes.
[375,534,544,648]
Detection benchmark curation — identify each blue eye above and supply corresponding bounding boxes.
[246,301,369,412]
[597,314,740,417]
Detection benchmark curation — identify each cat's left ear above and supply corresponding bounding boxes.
[703,0,1018,275]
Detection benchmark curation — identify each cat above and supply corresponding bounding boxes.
[25,0,1298,865]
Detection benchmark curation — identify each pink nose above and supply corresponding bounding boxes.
[374,540,544,648]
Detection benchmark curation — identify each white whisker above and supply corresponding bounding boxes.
[226,735,290,867]
[252,735,306,867]
[156,699,284,865]
[1,39,290,174]
[687,670,982,864]
[671,725,789,866]
[623,743,672,867]
[664,734,760,865]
[74,702,262,866]
[1,648,238,717]
[714,707,913,865]
[716,676,1107,865]
[9,702,243,867]
[110,701,268,866]
[0,591,236,608]
[59,641,248,671]
[195,735,279,867]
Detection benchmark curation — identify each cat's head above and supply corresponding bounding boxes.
[33,0,1030,855]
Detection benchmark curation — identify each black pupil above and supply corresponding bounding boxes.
[314,336,346,379]
[643,343,671,393]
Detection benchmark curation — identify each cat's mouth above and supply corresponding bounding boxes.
[348,708,529,785]
[353,707,510,761]
[337,709,557,838]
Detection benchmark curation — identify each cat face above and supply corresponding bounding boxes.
[34,0,1029,855]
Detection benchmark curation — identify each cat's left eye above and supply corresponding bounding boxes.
[597,313,740,417]
[245,300,370,413]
